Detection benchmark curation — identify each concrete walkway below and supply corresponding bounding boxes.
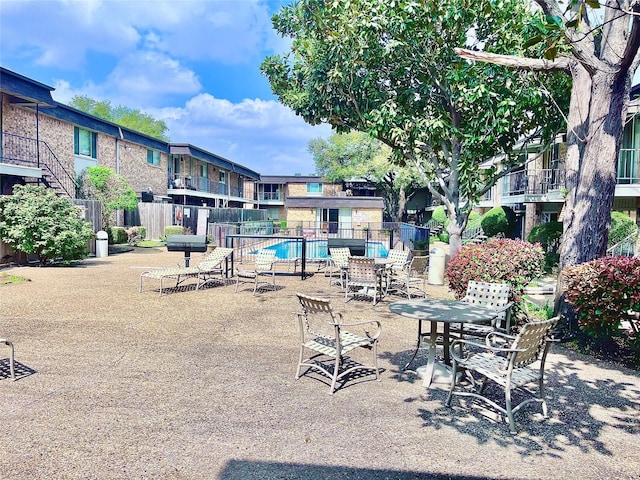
[0,248,638,479]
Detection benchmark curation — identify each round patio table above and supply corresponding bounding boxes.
[389,298,499,388]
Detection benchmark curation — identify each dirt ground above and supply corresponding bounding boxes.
[0,247,638,479]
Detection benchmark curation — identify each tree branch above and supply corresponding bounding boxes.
[620,2,640,73]
[454,48,574,73]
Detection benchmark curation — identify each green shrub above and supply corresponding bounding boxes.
[528,221,563,272]
[563,256,640,339]
[0,185,94,265]
[480,206,516,238]
[431,205,447,224]
[107,226,127,244]
[437,232,450,243]
[608,211,638,247]
[163,225,184,241]
[445,238,544,303]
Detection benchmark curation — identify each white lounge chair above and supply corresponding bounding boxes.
[139,247,234,295]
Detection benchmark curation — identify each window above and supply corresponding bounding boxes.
[74,127,97,158]
[200,164,207,178]
[219,171,226,183]
[147,149,161,166]
[307,182,322,195]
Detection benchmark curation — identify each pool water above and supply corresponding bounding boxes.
[257,240,389,259]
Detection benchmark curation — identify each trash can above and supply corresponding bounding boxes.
[95,230,108,258]
[428,247,445,285]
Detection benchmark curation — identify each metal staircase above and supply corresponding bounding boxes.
[1,132,78,198]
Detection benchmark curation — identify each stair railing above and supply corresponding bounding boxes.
[1,132,78,198]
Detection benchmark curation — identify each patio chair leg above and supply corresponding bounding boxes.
[539,377,549,418]
[505,388,517,435]
[329,355,340,395]
[3,339,15,380]
[373,341,380,381]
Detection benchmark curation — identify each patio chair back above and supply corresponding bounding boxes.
[387,249,410,273]
[255,249,277,272]
[462,281,512,331]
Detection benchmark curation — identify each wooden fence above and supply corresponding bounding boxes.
[134,203,268,240]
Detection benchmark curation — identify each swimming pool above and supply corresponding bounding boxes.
[256,240,389,259]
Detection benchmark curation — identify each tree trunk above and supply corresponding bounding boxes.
[559,69,629,269]
[395,188,407,223]
[447,216,464,258]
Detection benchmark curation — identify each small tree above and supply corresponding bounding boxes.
[0,185,94,265]
[80,166,138,230]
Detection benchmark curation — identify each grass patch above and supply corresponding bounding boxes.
[0,273,29,286]
[135,240,165,248]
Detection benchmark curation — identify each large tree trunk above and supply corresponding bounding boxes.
[395,188,407,223]
[559,68,629,268]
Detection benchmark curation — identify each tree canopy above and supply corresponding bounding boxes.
[69,95,170,141]
[456,0,640,267]
[261,0,569,255]
[308,132,420,221]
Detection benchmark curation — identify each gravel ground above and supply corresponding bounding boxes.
[0,247,638,480]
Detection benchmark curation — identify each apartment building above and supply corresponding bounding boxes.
[0,67,259,209]
[258,175,384,232]
[476,85,640,240]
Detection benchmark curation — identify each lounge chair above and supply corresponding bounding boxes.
[139,247,234,295]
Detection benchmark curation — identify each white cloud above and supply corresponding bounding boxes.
[0,0,280,69]
[157,94,332,175]
[2,0,332,175]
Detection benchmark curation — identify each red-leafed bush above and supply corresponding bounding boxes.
[445,238,545,302]
[563,256,640,339]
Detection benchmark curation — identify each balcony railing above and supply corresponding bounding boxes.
[1,132,77,198]
[170,175,254,200]
[503,169,566,197]
[502,156,639,198]
[617,148,639,184]
[259,192,282,201]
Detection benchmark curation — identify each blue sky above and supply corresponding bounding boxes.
[0,0,332,175]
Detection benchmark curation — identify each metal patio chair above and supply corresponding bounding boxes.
[234,249,277,294]
[295,293,381,394]
[345,256,383,305]
[327,247,350,289]
[451,281,513,338]
[446,317,558,434]
[387,255,429,298]
[1,337,15,380]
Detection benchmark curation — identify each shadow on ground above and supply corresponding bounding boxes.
[220,459,504,480]
[380,347,640,459]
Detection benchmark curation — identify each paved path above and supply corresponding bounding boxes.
[0,248,638,479]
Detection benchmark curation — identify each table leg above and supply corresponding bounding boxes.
[417,320,438,388]
[402,319,424,371]
[443,323,451,365]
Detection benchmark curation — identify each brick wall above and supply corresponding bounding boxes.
[2,98,168,197]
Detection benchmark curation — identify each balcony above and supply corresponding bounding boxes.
[616,148,640,196]
[169,175,256,203]
[502,169,566,203]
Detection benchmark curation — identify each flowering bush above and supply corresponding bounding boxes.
[563,256,640,339]
[445,238,544,301]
